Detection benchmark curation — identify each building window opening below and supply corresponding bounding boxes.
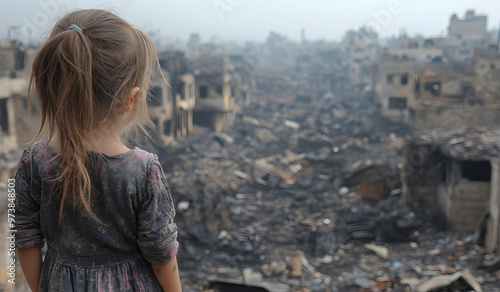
[177,83,185,100]
[414,77,421,98]
[199,86,208,98]
[216,85,223,95]
[0,99,9,134]
[401,73,409,85]
[388,97,407,109]
[460,160,491,181]
[163,120,172,136]
[424,82,441,97]
[386,74,394,84]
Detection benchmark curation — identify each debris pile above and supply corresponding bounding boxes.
[155,88,500,291]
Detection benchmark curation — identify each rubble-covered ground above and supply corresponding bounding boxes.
[157,90,500,292]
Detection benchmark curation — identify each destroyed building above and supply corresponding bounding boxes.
[387,37,445,62]
[402,128,500,234]
[375,55,418,122]
[189,54,236,132]
[447,10,488,61]
[0,79,21,182]
[295,47,349,97]
[0,40,27,181]
[345,28,379,86]
[473,45,500,102]
[159,51,197,138]
[146,69,175,145]
[228,54,255,105]
[407,60,500,134]
[260,31,299,71]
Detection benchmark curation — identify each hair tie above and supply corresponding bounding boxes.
[67,24,83,34]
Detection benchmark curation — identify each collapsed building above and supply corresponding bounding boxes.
[295,47,349,99]
[345,28,379,87]
[407,60,500,134]
[473,44,500,101]
[0,78,22,181]
[189,53,236,132]
[228,55,255,106]
[402,128,500,238]
[260,31,299,71]
[157,51,197,140]
[146,69,175,145]
[375,55,418,123]
[0,40,28,181]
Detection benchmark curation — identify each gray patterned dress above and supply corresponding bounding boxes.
[14,138,179,291]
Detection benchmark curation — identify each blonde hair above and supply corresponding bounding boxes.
[28,9,157,222]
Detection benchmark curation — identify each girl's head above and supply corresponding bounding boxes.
[29,9,157,222]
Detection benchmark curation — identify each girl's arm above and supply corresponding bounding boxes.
[17,246,42,292]
[151,256,182,292]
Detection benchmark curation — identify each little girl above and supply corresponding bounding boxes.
[14,9,181,292]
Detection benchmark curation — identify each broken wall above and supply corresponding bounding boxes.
[402,144,445,206]
[376,57,416,122]
[485,159,500,253]
[441,178,491,231]
[194,111,235,132]
[0,41,16,77]
[404,136,497,233]
[148,70,175,145]
[411,103,500,135]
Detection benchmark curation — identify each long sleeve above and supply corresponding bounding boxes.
[14,148,45,249]
[137,156,178,264]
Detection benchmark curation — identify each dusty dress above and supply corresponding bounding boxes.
[14,138,179,292]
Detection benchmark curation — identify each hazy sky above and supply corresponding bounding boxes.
[1,0,500,44]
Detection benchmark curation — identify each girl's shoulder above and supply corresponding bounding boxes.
[19,138,56,165]
[20,139,160,174]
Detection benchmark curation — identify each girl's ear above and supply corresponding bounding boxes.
[124,87,140,112]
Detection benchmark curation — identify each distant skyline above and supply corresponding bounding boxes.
[1,0,500,44]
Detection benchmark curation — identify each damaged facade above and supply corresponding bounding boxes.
[0,40,27,181]
[189,54,236,132]
[147,69,175,145]
[387,37,445,62]
[345,28,379,86]
[375,55,417,122]
[408,61,500,134]
[473,45,500,102]
[158,51,197,139]
[228,55,255,106]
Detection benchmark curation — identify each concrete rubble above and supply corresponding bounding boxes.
[155,82,499,291]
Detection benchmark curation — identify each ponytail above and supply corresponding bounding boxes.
[30,28,98,223]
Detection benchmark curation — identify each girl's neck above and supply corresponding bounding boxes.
[50,129,130,156]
